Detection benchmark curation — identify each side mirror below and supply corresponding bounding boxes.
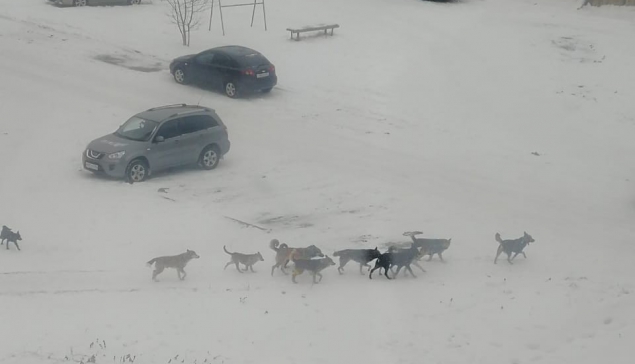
[154,136,165,143]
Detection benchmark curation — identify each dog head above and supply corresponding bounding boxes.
[443,238,452,248]
[256,252,264,261]
[523,232,535,244]
[186,249,200,259]
[15,231,22,241]
[370,247,381,259]
[322,255,336,267]
[307,245,324,258]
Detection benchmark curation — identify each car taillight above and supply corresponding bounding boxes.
[243,69,255,76]
[269,64,275,73]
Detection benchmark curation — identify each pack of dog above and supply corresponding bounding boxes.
[494,232,534,264]
[146,249,200,281]
[223,245,264,273]
[1,225,22,251]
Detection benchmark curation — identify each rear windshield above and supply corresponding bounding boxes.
[237,53,270,67]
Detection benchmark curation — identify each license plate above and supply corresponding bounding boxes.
[85,162,99,171]
[257,72,269,78]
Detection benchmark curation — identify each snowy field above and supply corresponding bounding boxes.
[1,0,634,363]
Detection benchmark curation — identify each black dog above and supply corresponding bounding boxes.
[369,245,420,280]
[3,229,22,251]
[333,247,381,274]
[494,232,535,264]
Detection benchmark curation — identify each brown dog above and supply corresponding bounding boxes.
[269,239,324,276]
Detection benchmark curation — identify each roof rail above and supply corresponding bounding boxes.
[147,104,188,111]
[168,109,211,118]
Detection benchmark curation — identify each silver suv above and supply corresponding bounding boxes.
[82,104,230,183]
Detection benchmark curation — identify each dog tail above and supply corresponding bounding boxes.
[269,239,281,252]
[495,233,503,244]
[146,258,157,267]
[223,245,232,255]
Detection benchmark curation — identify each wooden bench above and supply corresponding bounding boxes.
[286,24,340,41]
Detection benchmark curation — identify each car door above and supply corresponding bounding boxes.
[208,53,234,90]
[147,119,183,171]
[177,115,208,164]
[190,51,217,86]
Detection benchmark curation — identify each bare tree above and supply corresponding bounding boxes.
[166,0,210,46]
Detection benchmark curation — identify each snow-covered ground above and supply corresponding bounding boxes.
[1,0,634,363]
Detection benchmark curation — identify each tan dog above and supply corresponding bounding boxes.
[146,249,200,281]
[269,239,324,276]
[223,245,264,273]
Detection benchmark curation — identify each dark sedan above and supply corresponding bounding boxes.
[169,46,277,98]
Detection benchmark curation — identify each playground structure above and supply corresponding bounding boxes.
[208,0,267,36]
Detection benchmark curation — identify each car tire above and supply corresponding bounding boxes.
[262,88,272,93]
[74,0,88,6]
[173,67,189,85]
[128,0,141,4]
[224,81,238,98]
[199,145,221,170]
[126,159,149,183]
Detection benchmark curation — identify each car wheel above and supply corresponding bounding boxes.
[224,81,238,98]
[126,159,149,183]
[173,67,188,85]
[128,0,141,4]
[199,146,220,170]
[74,0,88,6]
[262,88,272,93]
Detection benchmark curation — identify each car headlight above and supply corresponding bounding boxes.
[108,151,126,159]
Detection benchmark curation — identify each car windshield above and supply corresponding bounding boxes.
[115,116,158,142]
[238,53,269,67]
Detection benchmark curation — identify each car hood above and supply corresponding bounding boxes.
[172,54,196,64]
[87,133,142,154]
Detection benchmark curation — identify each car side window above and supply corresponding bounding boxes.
[211,54,231,68]
[196,52,215,65]
[180,115,220,134]
[179,116,205,135]
[155,120,181,140]
[203,115,220,128]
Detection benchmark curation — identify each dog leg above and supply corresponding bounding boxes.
[369,265,380,279]
[406,265,417,278]
[511,252,520,261]
[224,262,233,270]
[235,262,243,273]
[292,270,300,283]
[413,261,426,273]
[338,257,348,274]
[506,253,513,265]
[438,252,445,262]
[494,246,503,264]
[394,265,403,279]
[14,241,20,251]
[522,252,527,259]
[152,266,164,281]
[249,265,255,273]
[317,272,323,283]
[271,264,277,276]
[384,266,392,280]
